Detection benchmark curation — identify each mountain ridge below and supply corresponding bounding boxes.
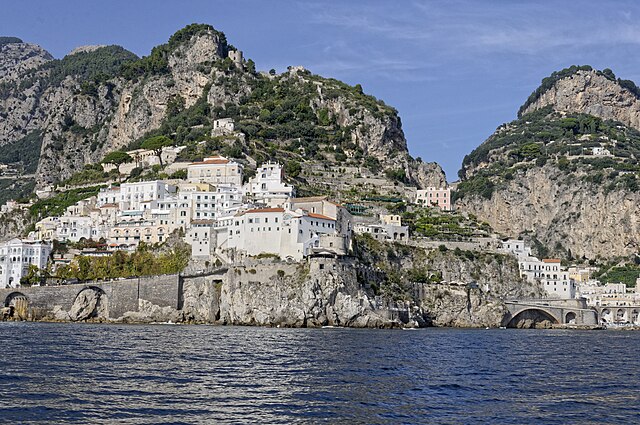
[457,67,640,260]
[0,24,446,199]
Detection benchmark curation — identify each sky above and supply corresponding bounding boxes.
[3,0,640,181]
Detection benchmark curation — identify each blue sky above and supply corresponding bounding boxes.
[4,0,640,180]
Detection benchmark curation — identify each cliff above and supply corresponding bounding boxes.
[519,67,640,128]
[354,235,543,327]
[0,24,446,196]
[456,67,640,260]
[3,248,540,328]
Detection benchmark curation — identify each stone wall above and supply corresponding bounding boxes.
[0,274,180,320]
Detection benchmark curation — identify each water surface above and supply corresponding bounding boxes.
[1,323,638,424]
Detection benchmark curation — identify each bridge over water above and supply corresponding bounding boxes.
[503,299,598,327]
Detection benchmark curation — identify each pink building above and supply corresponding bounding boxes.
[415,187,451,211]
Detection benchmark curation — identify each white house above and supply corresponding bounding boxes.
[187,155,243,186]
[119,181,177,212]
[592,147,612,156]
[243,161,294,206]
[212,118,235,136]
[187,219,216,259]
[520,257,576,299]
[0,239,51,288]
[500,239,532,259]
[226,207,342,260]
[97,185,121,206]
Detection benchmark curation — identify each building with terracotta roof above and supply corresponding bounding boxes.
[187,155,243,186]
[226,207,345,260]
[519,255,576,299]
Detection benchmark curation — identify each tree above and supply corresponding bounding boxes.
[20,265,42,287]
[102,151,132,167]
[141,135,173,167]
[285,160,302,178]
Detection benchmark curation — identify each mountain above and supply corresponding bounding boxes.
[0,24,445,204]
[456,66,640,260]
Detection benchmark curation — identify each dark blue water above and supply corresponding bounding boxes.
[0,323,638,424]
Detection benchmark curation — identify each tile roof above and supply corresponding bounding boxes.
[307,212,335,221]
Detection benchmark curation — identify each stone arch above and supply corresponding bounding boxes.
[632,309,639,324]
[69,286,109,321]
[616,308,626,323]
[505,308,560,328]
[565,312,577,324]
[601,308,612,323]
[4,292,29,320]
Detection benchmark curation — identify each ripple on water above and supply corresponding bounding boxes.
[0,324,639,424]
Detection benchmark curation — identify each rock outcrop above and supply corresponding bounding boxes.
[456,67,640,259]
[217,260,419,328]
[68,287,108,321]
[0,24,446,191]
[456,164,640,259]
[520,69,640,130]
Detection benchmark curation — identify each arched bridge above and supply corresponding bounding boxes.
[503,299,598,328]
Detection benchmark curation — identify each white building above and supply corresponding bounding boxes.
[520,257,576,299]
[416,187,451,211]
[187,219,215,259]
[500,239,532,259]
[154,183,243,230]
[119,181,177,212]
[592,147,612,156]
[98,185,120,206]
[354,214,408,242]
[212,118,235,136]
[0,239,51,288]
[226,207,343,260]
[243,161,294,206]
[187,155,243,186]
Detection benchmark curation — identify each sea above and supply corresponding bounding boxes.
[0,323,638,424]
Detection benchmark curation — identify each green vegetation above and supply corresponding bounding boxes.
[0,36,23,45]
[593,264,640,287]
[401,208,492,240]
[102,150,132,167]
[0,178,36,206]
[43,45,138,89]
[29,186,103,219]
[141,135,173,167]
[55,243,190,281]
[0,130,42,173]
[457,105,640,199]
[60,164,111,187]
[454,176,495,201]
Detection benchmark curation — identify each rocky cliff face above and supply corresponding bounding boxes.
[457,164,640,259]
[520,69,640,129]
[0,24,446,190]
[216,260,423,328]
[25,251,539,328]
[0,40,52,148]
[355,236,542,327]
[457,67,640,259]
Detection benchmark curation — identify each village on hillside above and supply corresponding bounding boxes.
[0,139,638,325]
